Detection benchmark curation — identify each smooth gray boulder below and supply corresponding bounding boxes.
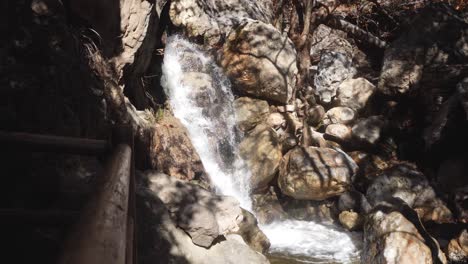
[323,107,356,126]
[351,116,386,145]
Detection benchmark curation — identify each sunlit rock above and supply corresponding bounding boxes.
[234,97,269,132]
[278,147,357,200]
[336,78,376,111]
[239,123,282,192]
[220,20,298,104]
[366,163,453,223]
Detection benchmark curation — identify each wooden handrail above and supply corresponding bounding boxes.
[0,131,109,155]
[59,143,132,264]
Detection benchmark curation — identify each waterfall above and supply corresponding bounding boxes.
[161,35,252,210]
[161,36,361,263]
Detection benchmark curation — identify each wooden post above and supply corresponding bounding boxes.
[58,143,132,264]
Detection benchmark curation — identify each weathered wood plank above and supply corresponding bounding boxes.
[59,143,132,264]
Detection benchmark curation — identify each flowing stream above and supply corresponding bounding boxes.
[161,36,361,263]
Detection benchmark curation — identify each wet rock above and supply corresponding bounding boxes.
[323,107,355,126]
[336,78,376,111]
[221,20,297,104]
[151,113,205,181]
[234,97,269,132]
[137,189,269,264]
[170,0,273,45]
[307,105,326,126]
[235,209,271,253]
[325,124,352,141]
[280,197,338,223]
[447,230,468,263]
[363,208,447,264]
[366,164,453,223]
[339,210,363,231]
[239,123,282,192]
[252,188,288,225]
[278,146,358,200]
[314,51,357,103]
[351,116,386,145]
[144,172,244,247]
[180,72,213,106]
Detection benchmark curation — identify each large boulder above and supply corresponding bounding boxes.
[235,209,271,254]
[137,189,270,264]
[234,97,269,132]
[220,20,298,104]
[366,163,453,223]
[239,123,282,192]
[278,146,358,200]
[170,0,273,45]
[363,207,447,264]
[144,172,244,247]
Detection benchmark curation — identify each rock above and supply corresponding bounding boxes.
[307,105,325,125]
[310,24,369,70]
[336,78,376,111]
[280,197,338,223]
[180,72,214,106]
[314,51,357,103]
[239,123,282,192]
[170,0,273,45]
[151,113,205,181]
[453,186,468,223]
[378,6,467,96]
[447,230,468,263]
[325,124,352,141]
[137,189,269,264]
[266,113,286,128]
[351,116,386,145]
[363,208,447,264]
[366,163,453,223]
[310,24,354,60]
[234,97,269,132]
[323,107,355,126]
[339,211,363,231]
[221,20,298,104]
[235,209,271,253]
[144,172,244,247]
[338,191,372,214]
[252,188,287,225]
[348,151,391,188]
[278,146,358,200]
[177,204,220,247]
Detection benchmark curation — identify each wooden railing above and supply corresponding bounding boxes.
[0,127,137,264]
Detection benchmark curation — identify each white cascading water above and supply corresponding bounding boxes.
[161,35,361,263]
